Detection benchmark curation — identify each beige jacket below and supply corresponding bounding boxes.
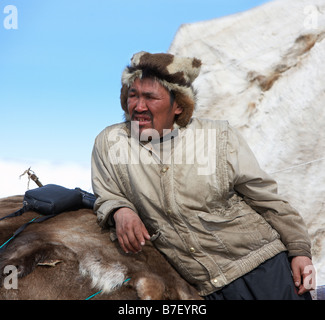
[91,118,311,296]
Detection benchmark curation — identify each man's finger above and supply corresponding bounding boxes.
[124,231,141,253]
[300,265,316,294]
[113,207,151,253]
[134,224,150,247]
[291,264,301,288]
[117,235,129,253]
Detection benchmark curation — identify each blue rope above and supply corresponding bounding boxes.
[85,277,131,300]
[85,290,102,300]
[0,217,38,249]
[1,215,132,301]
[0,235,15,249]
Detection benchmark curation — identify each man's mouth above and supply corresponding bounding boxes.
[132,114,152,126]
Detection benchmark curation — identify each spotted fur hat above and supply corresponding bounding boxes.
[120,51,202,127]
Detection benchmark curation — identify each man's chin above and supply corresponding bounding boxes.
[139,127,160,141]
[130,121,160,141]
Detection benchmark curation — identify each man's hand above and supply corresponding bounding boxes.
[291,256,316,295]
[114,207,151,253]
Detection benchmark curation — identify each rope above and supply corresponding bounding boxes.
[19,167,43,189]
[85,277,131,300]
[0,235,16,250]
[0,217,38,250]
[84,290,102,301]
[271,156,325,174]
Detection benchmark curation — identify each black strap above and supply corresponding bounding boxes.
[0,206,28,221]
[0,214,56,254]
[0,185,95,254]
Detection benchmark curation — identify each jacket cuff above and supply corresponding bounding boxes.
[108,207,122,227]
[96,201,138,229]
[286,242,312,260]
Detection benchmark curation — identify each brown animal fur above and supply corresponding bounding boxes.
[0,196,201,300]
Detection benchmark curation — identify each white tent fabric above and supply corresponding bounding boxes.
[169,0,325,288]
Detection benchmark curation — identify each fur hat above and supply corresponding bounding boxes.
[120,51,202,127]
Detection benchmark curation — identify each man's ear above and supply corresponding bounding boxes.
[174,103,183,115]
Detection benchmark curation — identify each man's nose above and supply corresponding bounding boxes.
[135,97,148,112]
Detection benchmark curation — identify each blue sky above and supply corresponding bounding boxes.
[0,0,271,194]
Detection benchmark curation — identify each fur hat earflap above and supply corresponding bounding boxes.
[120,51,201,127]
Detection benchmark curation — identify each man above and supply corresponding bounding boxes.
[91,51,314,299]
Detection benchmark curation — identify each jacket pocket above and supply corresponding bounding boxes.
[150,227,205,285]
[198,209,278,261]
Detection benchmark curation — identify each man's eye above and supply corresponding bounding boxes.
[146,95,158,100]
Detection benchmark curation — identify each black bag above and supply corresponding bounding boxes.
[24,184,83,215]
[75,188,96,210]
[0,184,96,252]
[0,184,95,220]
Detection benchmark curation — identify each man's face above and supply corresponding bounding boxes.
[127,78,183,138]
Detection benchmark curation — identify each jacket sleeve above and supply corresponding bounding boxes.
[91,129,138,228]
[227,125,312,259]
